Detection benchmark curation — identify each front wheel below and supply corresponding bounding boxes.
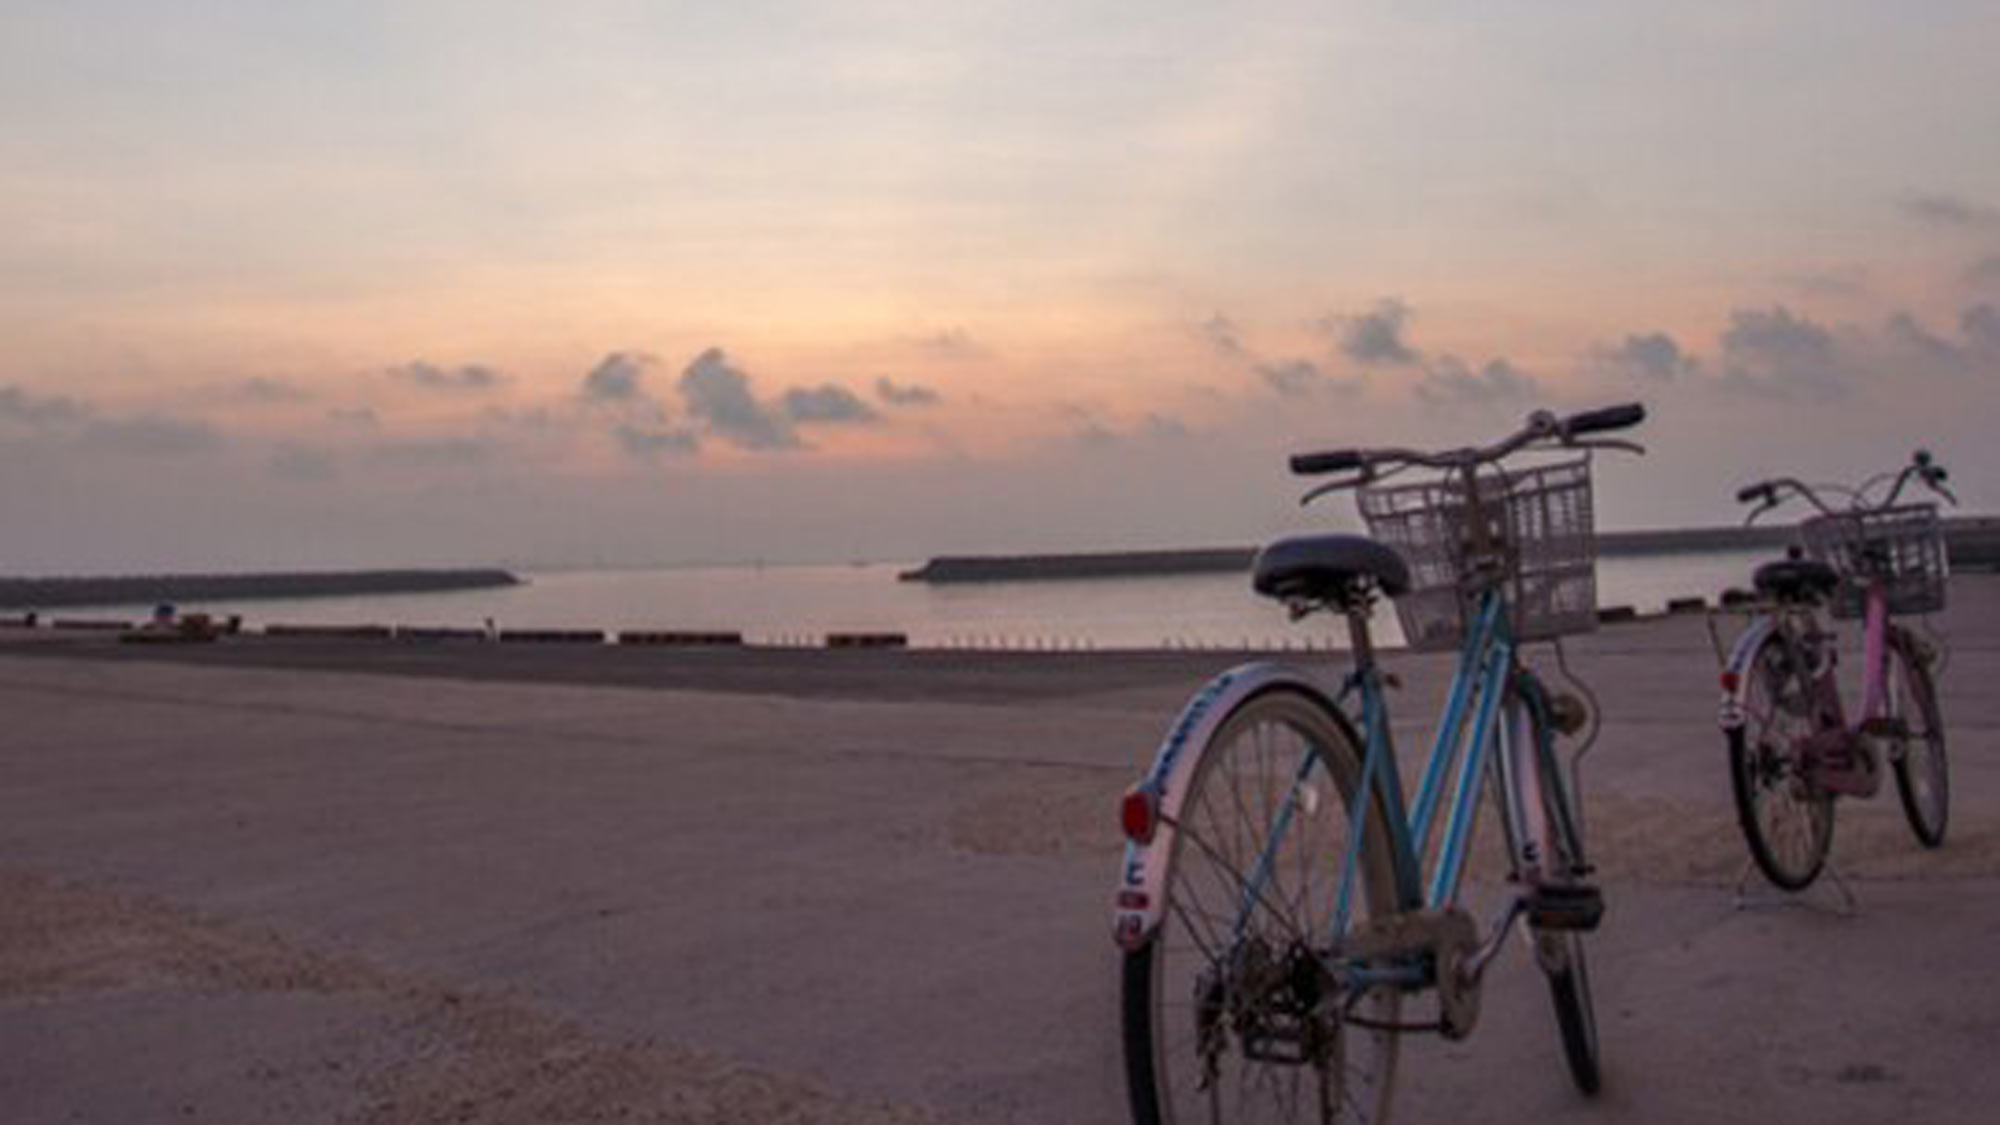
[1122,685,1403,1124]
[1504,684,1600,1095]
[1728,633,1835,891]
[1887,628,1948,848]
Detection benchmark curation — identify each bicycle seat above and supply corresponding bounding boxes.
[1752,557,1840,603]
[1253,534,1412,603]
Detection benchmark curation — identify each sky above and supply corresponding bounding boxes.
[3,0,1998,573]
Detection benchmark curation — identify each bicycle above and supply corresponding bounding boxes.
[1715,451,1955,893]
[1112,403,1645,1123]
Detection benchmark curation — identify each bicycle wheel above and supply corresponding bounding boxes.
[1504,685,1600,1096]
[1123,684,1403,1125]
[1886,628,1948,848]
[1728,631,1835,890]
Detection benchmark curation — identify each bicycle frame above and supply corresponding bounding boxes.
[1719,578,1899,739]
[1113,584,1558,962]
[1335,590,1511,928]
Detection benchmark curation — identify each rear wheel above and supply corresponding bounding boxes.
[1504,686,1600,1096]
[1886,628,1948,848]
[1728,633,1835,891]
[1122,685,1403,1124]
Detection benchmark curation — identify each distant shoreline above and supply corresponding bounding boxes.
[901,519,2000,583]
[0,568,520,610]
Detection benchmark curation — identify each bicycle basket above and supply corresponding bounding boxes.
[1799,503,1947,619]
[1357,457,1598,651]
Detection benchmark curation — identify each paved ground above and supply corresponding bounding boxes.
[2,578,1997,1123]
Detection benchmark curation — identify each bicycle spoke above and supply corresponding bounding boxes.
[1126,685,1401,1124]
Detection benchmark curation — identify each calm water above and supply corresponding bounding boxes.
[79,551,1772,650]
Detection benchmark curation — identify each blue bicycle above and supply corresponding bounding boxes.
[1113,405,1645,1123]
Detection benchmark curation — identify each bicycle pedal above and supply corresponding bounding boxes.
[1523,883,1604,932]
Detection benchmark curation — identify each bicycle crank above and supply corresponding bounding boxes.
[1799,728,1881,798]
[1342,907,1482,1039]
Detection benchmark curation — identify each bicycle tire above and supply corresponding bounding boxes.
[1543,940,1598,1094]
[1887,628,1948,848]
[1506,682,1601,1096]
[1122,684,1403,1124]
[1727,631,1835,891]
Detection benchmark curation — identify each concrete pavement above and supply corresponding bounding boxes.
[3,578,1997,1123]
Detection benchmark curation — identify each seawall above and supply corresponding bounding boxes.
[901,518,2000,583]
[0,568,521,610]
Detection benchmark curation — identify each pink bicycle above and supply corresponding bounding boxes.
[1716,451,1955,891]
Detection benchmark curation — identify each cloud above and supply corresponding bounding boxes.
[1715,306,1845,400]
[913,328,987,360]
[1073,420,1119,448]
[1595,332,1699,382]
[677,348,798,450]
[1777,268,1870,299]
[373,436,489,466]
[781,384,879,425]
[78,414,223,457]
[1964,303,2000,354]
[1199,313,1248,359]
[614,424,700,458]
[1255,359,1326,397]
[1885,312,1972,375]
[328,406,380,427]
[875,377,940,407]
[0,384,90,427]
[1967,255,2000,289]
[1900,194,2000,228]
[239,376,312,403]
[268,443,337,482]
[1416,356,1537,405]
[390,360,507,392]
[581,352,654,403]
[1068,410,1197,449]
[1326,299,1420,367]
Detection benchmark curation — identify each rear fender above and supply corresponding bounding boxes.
[1111,661,1343,950]
[1719,616,1777,732]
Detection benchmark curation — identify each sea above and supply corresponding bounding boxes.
[76,550,1772,650]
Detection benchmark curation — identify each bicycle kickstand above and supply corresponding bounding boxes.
[1730,857,1857,917]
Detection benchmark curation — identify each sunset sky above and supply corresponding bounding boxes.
[4,1,1997,573]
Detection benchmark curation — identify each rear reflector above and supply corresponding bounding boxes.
[1720,670,1740,693]
[1121,788,1159,844]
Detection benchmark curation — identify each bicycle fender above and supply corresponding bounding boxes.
[1111,661,1339,951]
[1718,616,1776,732]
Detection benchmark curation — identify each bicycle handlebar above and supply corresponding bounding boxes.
[1289,403,1646,489]
[1736,449,1955,525]
[1562,402,1646,438]
[1288,449,1366,475]
[1735,482,1776,506]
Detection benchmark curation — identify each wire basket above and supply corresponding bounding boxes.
[1358,457,1598,651]
[1799,503,1947,619]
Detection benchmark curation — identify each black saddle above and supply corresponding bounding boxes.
[1253,534,1412,604]
[1753,557,1840,603]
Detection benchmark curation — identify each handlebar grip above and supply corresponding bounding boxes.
[1562,402,1646,437]
[1290,449,1365,476]
[1736,482,1774,505]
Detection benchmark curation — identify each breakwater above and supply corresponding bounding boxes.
[0,568,520,610]
[901,519,2000,583]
